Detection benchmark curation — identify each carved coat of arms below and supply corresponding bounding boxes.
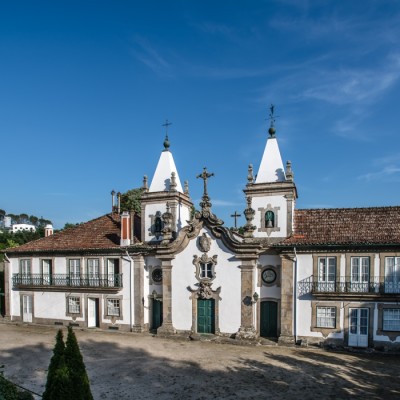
[198,233,211,253]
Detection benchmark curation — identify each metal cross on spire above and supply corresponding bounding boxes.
[230,211,241,228]
[266,104,279,137]
[197,167,214,197]
[162,119,172,150]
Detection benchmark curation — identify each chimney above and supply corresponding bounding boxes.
[45,224,54,237]
[111,190,116,213]
[120,211,131,246]
[117,192,121,214]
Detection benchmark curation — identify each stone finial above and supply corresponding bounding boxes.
[162,119,172,151]
[143,175,148,191]
[170,172,177,192]
[243,196,256,238]
[197,167,214,213]
[285,160,294,182]
[268,104,277,138]
[247,164,254,185]
[161,202,173,243]
[184,180,189,195]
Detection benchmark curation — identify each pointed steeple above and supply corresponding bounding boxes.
[255,105,286,183]
[149,121,184,192]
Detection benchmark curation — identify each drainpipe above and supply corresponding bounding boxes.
[124,250,134,332]
[293,247,298,345]
[4,253,11,321]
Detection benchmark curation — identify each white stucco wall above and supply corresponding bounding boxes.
[170,227,242,334]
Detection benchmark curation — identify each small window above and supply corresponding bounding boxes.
[107,298,120,316]
[316,306,336,328]
[87,259,99,276]
[383,309,400,331]
[265,210,275,228]
[68,296,81,314]
[154,216,162,233]
[200,263,213,279]
[152,268,162,283]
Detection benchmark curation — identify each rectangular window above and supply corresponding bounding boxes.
[20,259,31,274]
[385,257,400,293]
[68,296,81,314]
[87,258,100,286]
[107,298,120,316]
[200,262,213,279]
[107,259,120,287]
[350,257,369,292]
[317,257,336,292]
[316,307,336,328]
[383,309,400,331]
[41,259,52,285]
[69,259,81,286]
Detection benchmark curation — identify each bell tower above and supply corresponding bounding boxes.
[140,121,193,243]
[243,106,297,241]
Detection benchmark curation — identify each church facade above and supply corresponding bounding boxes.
[3,118,400,349]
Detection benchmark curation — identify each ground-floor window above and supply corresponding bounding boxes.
[383,309,400,331]
[68,296,81,314]
[316,306,336,328]
[107,298,120,316]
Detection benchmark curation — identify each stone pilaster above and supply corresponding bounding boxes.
[236,259,257,340]
[132,255,145,332]
[2,260,10,319]
[278,254,295,345]
[157,258,176,335]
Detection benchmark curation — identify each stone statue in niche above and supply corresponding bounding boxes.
[198,233,211,253]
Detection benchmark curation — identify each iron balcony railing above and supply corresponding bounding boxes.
[12,274,123,289]
[298,276,400,296]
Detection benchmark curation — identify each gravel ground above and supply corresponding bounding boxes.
[0,323,399,399]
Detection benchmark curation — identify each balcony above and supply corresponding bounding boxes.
[12,274,123,292]
[298,276,400,300]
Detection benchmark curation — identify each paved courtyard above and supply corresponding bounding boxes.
[0,323,399,399]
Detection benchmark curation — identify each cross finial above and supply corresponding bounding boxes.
[267,104,279,137]
[230,211,241,228]
[162,119,172,150]
[197,167,214,197]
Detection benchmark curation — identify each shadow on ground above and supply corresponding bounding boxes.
[0,328,399,400]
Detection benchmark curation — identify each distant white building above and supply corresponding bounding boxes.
[4,216,12,228]
[11,224,36,233]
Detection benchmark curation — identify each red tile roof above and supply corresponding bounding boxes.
[5,214,122,254]
[281,206,400,246]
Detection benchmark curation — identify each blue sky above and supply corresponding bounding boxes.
[1,0,400,229]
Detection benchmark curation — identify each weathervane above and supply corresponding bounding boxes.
[266,104,279,137]
[162,119,172,150]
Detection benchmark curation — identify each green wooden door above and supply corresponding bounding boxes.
[152,299,163,330]
[197,299,215,334]
[260,301,278,338]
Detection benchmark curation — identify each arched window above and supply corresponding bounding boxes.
[265,210,275,228]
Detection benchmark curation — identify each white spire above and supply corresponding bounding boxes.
[149,149,183,192]
[255,133,286,183]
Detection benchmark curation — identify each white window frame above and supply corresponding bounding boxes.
[317,257,336,292]
[350,257,369,292]
[200,262,213,279]
[383,309,400,331]
[68,296,81,314]
[385,257,400,293]
[107,298,120,316]
[316,306,336,328]
[41,259,52,285]
[20,259,31,274]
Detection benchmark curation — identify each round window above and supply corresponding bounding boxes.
[152,268,162,283]
[262,268,277,284]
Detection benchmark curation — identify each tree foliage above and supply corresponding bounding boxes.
[43,328,93,400]
[120,188,143,214]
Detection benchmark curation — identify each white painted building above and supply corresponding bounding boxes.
[2,116,400,350]
[11,224,36,233]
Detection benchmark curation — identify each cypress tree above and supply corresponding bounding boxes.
[64,327,93,400]
[43,329,66,400]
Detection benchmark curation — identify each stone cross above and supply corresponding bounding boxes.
[231,211,241,228]
[196,167,214,197]
[162,119,172,135]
